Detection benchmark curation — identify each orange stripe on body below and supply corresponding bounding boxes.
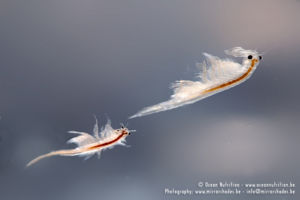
[86,130,126,150]
[203,59,257,94]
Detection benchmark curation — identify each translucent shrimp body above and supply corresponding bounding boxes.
[130,47,262,119]
[27,119,134,167]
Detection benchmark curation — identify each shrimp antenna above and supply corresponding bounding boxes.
[120,122,129,128]
[120,122,125,128]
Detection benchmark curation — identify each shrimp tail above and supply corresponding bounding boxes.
[129,79,206,119]
[26,150,74,167]
[129,99,192,119]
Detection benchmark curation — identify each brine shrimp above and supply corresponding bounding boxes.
[27,118,135,167]
[129,47,263,119]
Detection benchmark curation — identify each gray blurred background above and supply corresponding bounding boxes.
[0,0,299,199]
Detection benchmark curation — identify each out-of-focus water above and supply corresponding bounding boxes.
[0,0,299,199]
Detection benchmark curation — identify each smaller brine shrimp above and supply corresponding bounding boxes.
[26,118,135,167]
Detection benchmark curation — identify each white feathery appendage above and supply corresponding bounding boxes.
[67,131,97,147]
[129,47,261,119]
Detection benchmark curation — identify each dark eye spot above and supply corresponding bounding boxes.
[259,56,262,60]
[248,55,253,59]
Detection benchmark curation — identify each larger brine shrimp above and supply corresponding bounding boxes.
[130,47,263,119]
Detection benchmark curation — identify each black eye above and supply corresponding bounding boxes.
[248,55,253,59]
[128,132,131,135]
[259,56,262,60]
